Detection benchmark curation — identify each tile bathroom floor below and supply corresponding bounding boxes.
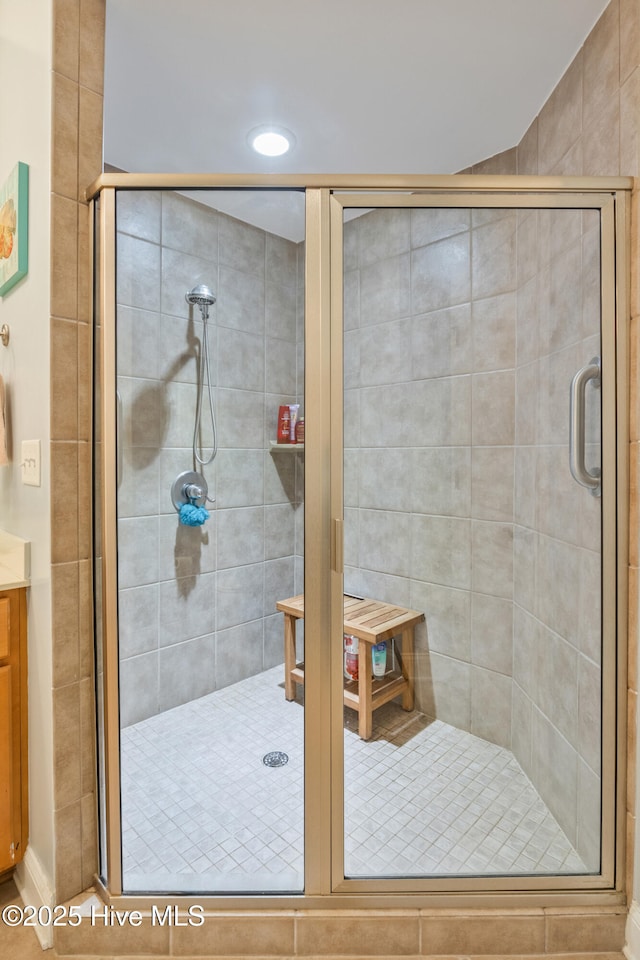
[121,665,586,893]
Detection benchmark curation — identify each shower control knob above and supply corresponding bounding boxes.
[170,469,209,512]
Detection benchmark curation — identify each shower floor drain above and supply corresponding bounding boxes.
[263,751,289,767]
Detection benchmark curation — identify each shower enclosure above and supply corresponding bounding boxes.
[91,175,629,903]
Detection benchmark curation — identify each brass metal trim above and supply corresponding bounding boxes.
[303,189,333,896]
[92,175,631,905]
[329,194,346,894]
[98,188,123,896]
[85,171,634,201]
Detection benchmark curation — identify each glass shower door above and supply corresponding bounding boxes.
[114,188,306,894]
[338,198,609,886]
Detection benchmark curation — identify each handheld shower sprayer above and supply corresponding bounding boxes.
[185,284,216,317]
[185,284,218,466]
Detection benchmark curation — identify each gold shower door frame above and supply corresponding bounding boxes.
[90,174,630,907]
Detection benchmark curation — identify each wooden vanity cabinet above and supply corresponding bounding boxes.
[0,588,27,875]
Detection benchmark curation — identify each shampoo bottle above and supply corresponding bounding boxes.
[277,405,291,443]
[372,641,387,678]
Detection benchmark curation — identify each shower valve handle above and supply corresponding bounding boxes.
[171,470,212,512]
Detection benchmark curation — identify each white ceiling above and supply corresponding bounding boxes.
[104,0,609,240]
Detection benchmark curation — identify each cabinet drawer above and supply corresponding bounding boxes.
[0,598,9,661]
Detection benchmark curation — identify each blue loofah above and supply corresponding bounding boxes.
[179,502,209,526]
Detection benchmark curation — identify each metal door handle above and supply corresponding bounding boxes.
[569,356,601,496]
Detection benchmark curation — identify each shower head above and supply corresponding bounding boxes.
[185,284,216,318]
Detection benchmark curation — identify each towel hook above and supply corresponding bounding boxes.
[0,324,10,347]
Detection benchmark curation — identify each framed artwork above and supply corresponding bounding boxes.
[0,162,28,297]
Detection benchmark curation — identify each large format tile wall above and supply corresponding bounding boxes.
[343,203,602,866]
[510,207,602,867]
[115,191,302,726]
[343,206,518,749]
[50,0,104,904]
[467,0,639,880]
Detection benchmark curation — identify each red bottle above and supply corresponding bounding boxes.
[277,405,291,443]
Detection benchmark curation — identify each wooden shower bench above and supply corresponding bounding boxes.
[275,594,425,740]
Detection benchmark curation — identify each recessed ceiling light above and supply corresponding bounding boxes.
[248,125,295,157]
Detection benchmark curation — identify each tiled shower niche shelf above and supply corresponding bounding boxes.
[269,441,304,452]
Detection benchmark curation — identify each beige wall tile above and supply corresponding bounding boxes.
[52,442,80,564]
[296,912,419,956]
[54,913,170,957]
[52,317,79,440]
[548,136,584,177]
[471,147,517,175]
[537,52,583,172]
[52,195,80,320]
[77,203,92,323]
[53,0,80,81]
[54,683,82,808]
[544,910,625,953]
[79,87,104,199]
[172,914,295,956]
[53,73,79,200]
[420,912,544,955]
[517,119,538,174]
[621,0,640,83]
[620,68,640,175]
[583,0,620,129]
[77,320,92,441]
[54,801,83,904]
[79,558,94,678]
[52,562,80,687]
[582,95,621,176]
[80,792,98,889]
[80,676,96,795]
[79,0,106,95]
[78,440,91,560]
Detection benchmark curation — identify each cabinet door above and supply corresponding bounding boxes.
[0,664,13,873]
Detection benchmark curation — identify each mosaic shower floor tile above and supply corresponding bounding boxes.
[120,665,586,892]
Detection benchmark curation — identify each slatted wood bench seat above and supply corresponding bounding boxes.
[275,594,425,740]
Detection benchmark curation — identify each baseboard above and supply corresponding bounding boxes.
[14,847,55,950]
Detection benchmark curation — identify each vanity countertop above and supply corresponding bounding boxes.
[0,530,30,589]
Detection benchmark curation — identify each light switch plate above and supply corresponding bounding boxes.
[21,439,41,487]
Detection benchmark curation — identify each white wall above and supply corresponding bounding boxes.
[0,0,54,891]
